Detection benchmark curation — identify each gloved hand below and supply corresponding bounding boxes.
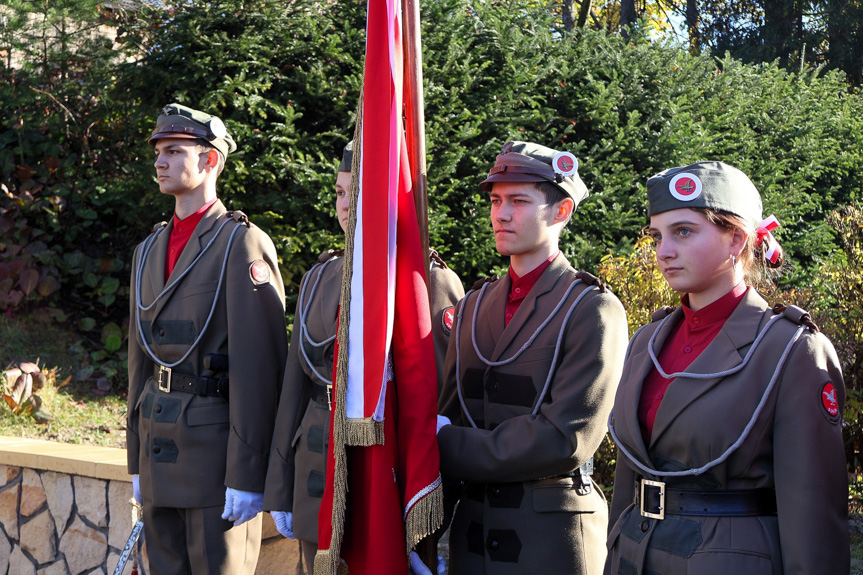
[221,487,263,526]
[132,475,142,506]
[436,414,451,434]
[410,551,447,575]
[271,511,294,539]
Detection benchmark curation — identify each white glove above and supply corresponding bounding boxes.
[221,487,263,526]
[410,552,447,575]
[271,511,294,539]
[132,475,142,506]
[436,415,451,434]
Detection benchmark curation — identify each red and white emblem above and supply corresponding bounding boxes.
[552,151,578,178]
[249,260,270,285]
[821,382,839,420]
[669,172,703,202]
[442,306,455,333]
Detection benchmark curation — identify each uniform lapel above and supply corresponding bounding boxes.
[152,200,226,322]
[476,275,509,361]
[649,289,769,448]
[144,221,171,300]
[618,310,681,466]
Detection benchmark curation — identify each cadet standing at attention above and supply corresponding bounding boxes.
[605,161,849,575]
[126,104,288,575]
[262,140,464,575]
[435,141,628,575]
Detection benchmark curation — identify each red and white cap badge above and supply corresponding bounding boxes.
[669,172,703,202]
[552,151,578,178]
[249,260,271,286]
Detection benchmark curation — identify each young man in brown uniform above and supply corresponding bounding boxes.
[436,141,628,575]
[262,141,464,575]
[127,104,287,574]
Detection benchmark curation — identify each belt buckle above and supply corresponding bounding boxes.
[640,479,665,520]
[157,366,172,393]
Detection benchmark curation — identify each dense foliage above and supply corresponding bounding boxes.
[2,0,863,483]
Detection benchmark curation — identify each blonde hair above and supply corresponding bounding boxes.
[696,208,785,286]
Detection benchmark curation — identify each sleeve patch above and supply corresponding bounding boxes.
[442,306,455,334]
[249,260,271,286]
[819,381,841,424]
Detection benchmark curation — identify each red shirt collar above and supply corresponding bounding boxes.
[680,282,748,330]
[173,198,217,232]
[508,253,557,302]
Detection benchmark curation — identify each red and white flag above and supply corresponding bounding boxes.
[315,0,443,572]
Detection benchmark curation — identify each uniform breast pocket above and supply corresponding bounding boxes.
[182,281,218,299]
[516,344,555,366]
[186,399,229,426]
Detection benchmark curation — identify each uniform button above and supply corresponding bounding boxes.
[154,404,163,414]
[655,393,663,400]
[514,287,521,294]
[492,487,501,497]
[505,313,513,320]
[158,328,166,337]
[693,317,700,324]
[641,520,649,532]
[153,445,161,454]
[489,540,499,550]
[684,346,692,353]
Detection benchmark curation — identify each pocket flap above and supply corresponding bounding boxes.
[186,402,229,426]
[532,483,596,513]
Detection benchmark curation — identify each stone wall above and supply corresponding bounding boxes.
[0,436,298,575]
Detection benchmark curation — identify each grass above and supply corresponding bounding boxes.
[0,313,127,449]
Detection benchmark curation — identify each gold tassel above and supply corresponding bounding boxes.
[404,478,445,554]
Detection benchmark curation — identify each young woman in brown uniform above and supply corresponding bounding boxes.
[605,161,849,575]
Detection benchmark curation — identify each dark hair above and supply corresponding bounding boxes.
[696,208,785,286]
[535,181,568,206]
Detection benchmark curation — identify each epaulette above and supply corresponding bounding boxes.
[651,306,676,322]
[317,248,345,263]
[226,210,251,227]
[152,221,168,232]
[429,249,449,269]
[471,274,499,291]
[772,303,820,333]
[575,270,607,293]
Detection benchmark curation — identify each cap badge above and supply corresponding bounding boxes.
[820,381,840,423]
[442,306,455,333]
[249,260,271,286]
[552,151,578,178]
[669,172,702,202]
[209,117,227,139]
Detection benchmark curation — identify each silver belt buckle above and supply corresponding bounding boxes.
[640,479,665,520]
[157,366,172,393]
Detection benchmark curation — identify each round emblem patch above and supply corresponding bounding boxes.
[552,151,578,178]
[442,306,455,334]
[668,172,703,202]
[249,260,270,286]
[208,117,227,139]
[820,381,840,423]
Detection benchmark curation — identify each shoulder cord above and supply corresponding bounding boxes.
[297,257,339,385]
[608,319,806,478]
[134,219,244,368]
[455,279,596,428]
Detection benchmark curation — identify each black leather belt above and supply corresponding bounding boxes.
[635,478,776,520]
[154,365,228,399]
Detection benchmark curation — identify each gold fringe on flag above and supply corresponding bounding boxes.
[404,476,444,555]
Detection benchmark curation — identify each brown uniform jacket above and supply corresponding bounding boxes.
[438,253,628,575]
[262,250,464,543]
[127,200,287,509]
[606,289,849,575]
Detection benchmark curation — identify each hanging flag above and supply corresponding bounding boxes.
[314,0,443,572]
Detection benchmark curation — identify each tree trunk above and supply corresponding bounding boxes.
[762,0,798,66]
[685,0,700,54]
[620,0,637,34]
[577,0,592,29]
[562,0,576,31]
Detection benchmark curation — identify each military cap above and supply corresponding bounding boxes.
[148,103,237,157]
[647,161,763,229]
[337,140,354,173]
[479,141,589,207]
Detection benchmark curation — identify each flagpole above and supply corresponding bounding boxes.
[402,0,430,276]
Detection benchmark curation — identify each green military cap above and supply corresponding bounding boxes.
[479,141,589,208]
[647,161,763,229]
[148,103,237,157]
[337,140,354,173]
